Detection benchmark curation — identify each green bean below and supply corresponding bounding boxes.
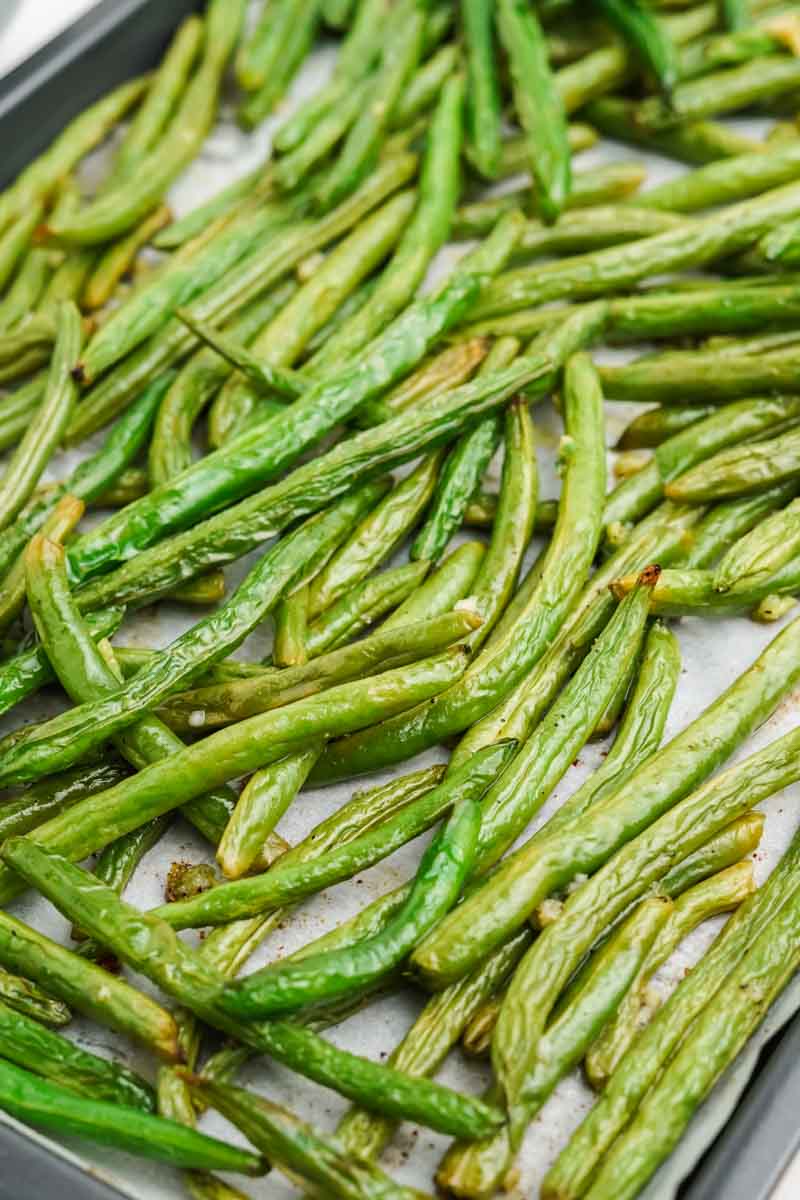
[638,53,800,128]
[0,315,55,365]
[0,303,80,532]
[497,0,571,221]
[237,2,320,130]
[585,860,756,1090]
[460,396,538,651]
[454,163,647,239]
[313,334,607,782]
[0,77,147,235]
[462,0,502,179]
[635,138,800,213]
[723,0,753,28]
[409,576,654,990]
[273,584,310,669]
[603,395,800,530]
[0,196,44,291]
[83,205,171,310]
[67,212,522,585]
[0,1058,263,1174]
[613,559,800,615]
[23,534,249,850]
[511,206,685,261]
[235,0,289,90]
[175,310,307,400]
[667,423,800,499]
[221,758,493,1018]
[0,762,130,843]
[274,77,373,195]
[74,332,553,620]
[544,818,800,1200]
[0,248,49,328]
[457,501,700,763]
[584,95,761,163]
[415,610,800,993]
[159,743,515,936]
[307,75,464,376]
[391,44,459,130]
[660,811,765,897]
[617,404,718,448]
[3,841,503,1141]
[493,123,599,178]
[309,457,441,618]
[0,374,45,455]
[49,0,245,245]
[160,610,480,734]
[529,618,682,845]
[583,868,800,1200]
[356,337,489,428]
[184,1076,423,1200]
[335,933,530,1166]
[40,249,97,312]
[108,16,204,181]
[0,493,84,635]
[758,214,800,263]
[715,495,800,591]
[469,180,800,319]
[0,998,154,1110]
[0,967,70,1029]
[410,349,510,566]
[0,651,468,896]
[314,1,426,211]
[154,168,263,251]
[217,744,323,880]
[0,607,123,719]
[437,897,672,1198]
[382,542,486,630]
[0,371,171,586]
[70,155,417,440]
[148,283,298,487]
[600,344,800,403]
[313,563,435,656]
[0,909,178,1058]
[594,0,680,98]
[7,482,387,785]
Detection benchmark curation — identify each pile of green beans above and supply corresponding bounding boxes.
[4,2,800,1197]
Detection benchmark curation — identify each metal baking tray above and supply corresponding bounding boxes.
[0,3,798,1197]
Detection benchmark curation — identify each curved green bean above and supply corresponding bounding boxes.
[0,302,81,532]
[221,767,488,1018]
[2,840,504,1141]
[5,482,389,783]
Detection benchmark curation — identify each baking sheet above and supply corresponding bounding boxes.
[1,26,800,1200]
